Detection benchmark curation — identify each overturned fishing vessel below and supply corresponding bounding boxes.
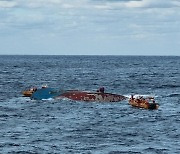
[128,95,159,110]
[31,87,126,102]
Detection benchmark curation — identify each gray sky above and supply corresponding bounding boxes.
[0,0,180,55]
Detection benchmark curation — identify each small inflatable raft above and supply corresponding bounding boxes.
[128,95,159,110]
[22,87,37,97]
[22,85,48,97]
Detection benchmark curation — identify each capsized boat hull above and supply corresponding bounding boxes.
[31,88,60,100]
[129,98,159,110]
[57,90,126,102]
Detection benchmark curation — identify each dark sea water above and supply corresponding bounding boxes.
[0,55,180,154]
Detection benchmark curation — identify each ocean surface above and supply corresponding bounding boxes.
[0,55,179,154]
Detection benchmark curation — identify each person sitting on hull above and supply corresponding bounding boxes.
[131,95,134,100]
[97,87,105,93]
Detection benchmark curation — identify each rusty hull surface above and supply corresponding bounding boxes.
[57,90,126,102]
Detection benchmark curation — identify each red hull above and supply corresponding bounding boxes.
[57,90,126,102]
